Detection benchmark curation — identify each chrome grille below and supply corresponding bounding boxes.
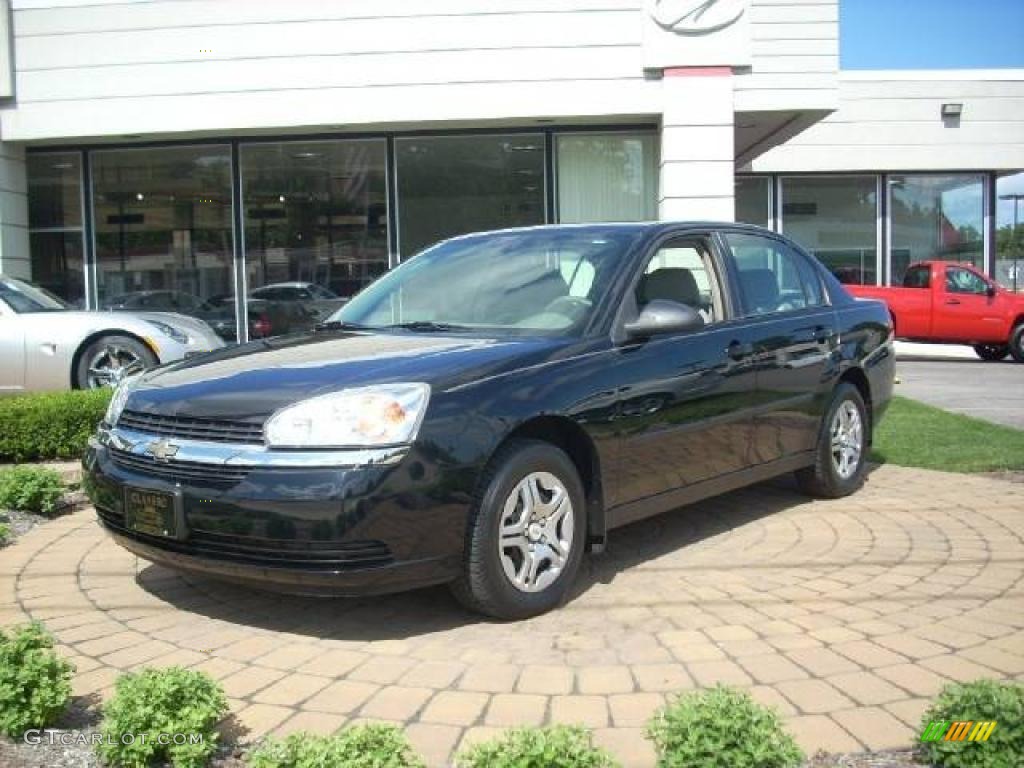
[118,410,264,444]
[110,447,251,486]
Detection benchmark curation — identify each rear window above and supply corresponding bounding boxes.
[902,266,930,289]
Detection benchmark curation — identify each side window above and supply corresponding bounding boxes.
[946,267,989,295]
[723,233,823,316]
[902,266,931,289]
[636,240,721,325]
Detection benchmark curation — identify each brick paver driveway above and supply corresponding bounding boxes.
[2,465,1023,766]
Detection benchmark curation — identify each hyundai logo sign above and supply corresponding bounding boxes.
[651,0,747,35]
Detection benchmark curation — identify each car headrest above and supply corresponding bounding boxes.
[638,268,700,307]
[739,268,779,311]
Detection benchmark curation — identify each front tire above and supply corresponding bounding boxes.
[75,335,157,389]
[974,344,1009,361]
[451,439,586,620]
[1010,324,1024,363]
[795,383,869,499]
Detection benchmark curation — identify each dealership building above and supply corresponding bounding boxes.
[0,0,1021,341]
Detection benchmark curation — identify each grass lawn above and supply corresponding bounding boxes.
[870,396,1024,473]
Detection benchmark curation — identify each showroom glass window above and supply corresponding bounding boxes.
[996,171,1024,292]
[556,133,657,223]
[241,140,388,335]
[735,176,772,228]
[26,153,85,305]
[782,176,878,285]
[889,174,984,285]
[91,146,234,328]
[396,134,545,257]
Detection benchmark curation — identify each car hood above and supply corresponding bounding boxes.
[125,330,571,421]
[25,309,216,340]
[127,311,220,337]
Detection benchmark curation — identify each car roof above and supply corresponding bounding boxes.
[443,221,777,243]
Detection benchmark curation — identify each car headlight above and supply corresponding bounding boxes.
[104,374,143,427]
[264,383,431,448]
[145,319,189,345]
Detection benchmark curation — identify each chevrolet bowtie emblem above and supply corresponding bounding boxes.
[145,438,179,462]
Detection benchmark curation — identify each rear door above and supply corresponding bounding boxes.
[718,231,837,464]
[933,265,1005,342]
[608,233,760,510]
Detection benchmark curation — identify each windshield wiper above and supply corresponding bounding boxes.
[387,321,471,332]
[313,320,374,332]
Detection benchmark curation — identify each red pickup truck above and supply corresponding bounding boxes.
[847,261,1024,362]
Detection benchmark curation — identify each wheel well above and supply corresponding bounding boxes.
[1012,315,1024,334]
[502,416,606,549]
[69,330,156,389]
[838,367,873,442]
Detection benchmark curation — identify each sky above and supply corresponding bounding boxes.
[841,0,1024,70]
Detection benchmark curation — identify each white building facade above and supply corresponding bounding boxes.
[0,0,1020,341]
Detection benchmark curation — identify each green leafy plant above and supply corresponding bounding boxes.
[249,725,424,768]
[456,725,618,768]
[0,389,111,462]
[0,465,66,516]
[920,679,1024,768]
[0,520,9,545]
[0,622,74,737]
[96,666,228,768]
[646,685,803,768]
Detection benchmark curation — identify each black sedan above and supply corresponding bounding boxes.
[83,223,894,619]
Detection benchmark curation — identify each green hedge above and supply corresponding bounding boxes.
[0,389,111,462]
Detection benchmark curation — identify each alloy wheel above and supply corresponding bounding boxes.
[830,400,863,480]
[86,344,145,388]
[498,471,574,593]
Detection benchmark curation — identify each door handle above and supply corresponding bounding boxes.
[945,298,961,305]
[727,340,754,360]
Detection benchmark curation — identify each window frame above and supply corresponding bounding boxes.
[612,229,734,344]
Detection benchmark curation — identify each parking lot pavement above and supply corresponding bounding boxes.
[3,465,1023,767]
[895,359,1024,429]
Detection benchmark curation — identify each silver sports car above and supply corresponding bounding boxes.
[0,276,225,393]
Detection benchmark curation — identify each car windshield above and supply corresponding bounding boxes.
[0,277,69,313]
[333,228,641,334]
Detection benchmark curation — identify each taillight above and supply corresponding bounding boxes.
[252,316,272,337]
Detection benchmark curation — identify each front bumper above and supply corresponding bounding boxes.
[83,425,467,595]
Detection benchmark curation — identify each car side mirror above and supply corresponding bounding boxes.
[623,299,704,341]
[986,285,997,298]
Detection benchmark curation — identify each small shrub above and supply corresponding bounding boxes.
[920,679,1024,768]
[249,725,424,768]
[97,666,227,768]
[455,725,618,768]
[0,622,74,737]
[0,389,111,462]
[0,465,66,515]
[0,520,9,545]
[646,685,803,768]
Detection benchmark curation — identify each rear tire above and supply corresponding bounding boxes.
[974,344,1009,361]
[1010,324,1024,364]
[74,335,157,389]
[795,383,869,499]
[450,439,586,620]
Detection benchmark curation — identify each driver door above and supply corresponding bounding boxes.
[607,235,759,514]
[0,298,26,392]
[933,266,1003,342]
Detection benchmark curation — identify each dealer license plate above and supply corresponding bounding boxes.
[124,487,176,538]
